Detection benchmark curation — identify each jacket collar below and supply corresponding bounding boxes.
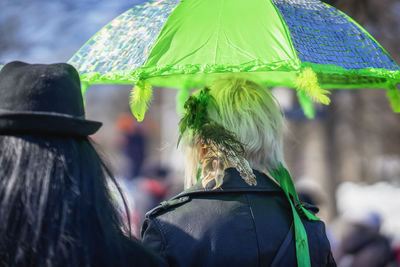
[174,168,283,199]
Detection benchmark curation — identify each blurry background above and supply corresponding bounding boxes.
[1,0,400,265]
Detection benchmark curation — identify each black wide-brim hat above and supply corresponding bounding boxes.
[0,61,102,136]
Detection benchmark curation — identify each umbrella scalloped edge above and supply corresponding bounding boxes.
[78,60,400,89]
[78,59,300,85]
[302,62,400,88]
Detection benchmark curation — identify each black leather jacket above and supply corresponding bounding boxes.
[141,168,336,267]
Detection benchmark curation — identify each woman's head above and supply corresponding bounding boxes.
[182,78,285,188]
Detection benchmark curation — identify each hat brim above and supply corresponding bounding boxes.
[0,111,102,136]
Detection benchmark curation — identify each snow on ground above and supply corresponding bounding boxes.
[337,181,400,241]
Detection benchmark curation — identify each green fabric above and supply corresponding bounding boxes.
[298,6,400,91]
[196,165,202,182]
[81,82,89,95]
[269,164,319,221]
[70,0,400,120]
[140,0,300,88]
[80,82,89,107]
[176,87,190,115]
[324,3,400,72]
[289,200,311,267]
[71,0,400,91]
[297,91,316,119]
[387,85,400,113]
[269,163,319,267]
[77,65,299,88]
[302,62,400,89]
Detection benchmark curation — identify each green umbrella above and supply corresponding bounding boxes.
[69,0,400,120]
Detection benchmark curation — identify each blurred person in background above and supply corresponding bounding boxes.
[135,166,170,222]
[336,212,395,267]
[117,164,172,237]
[115,112,169,235]
[296,177,324,207]
[296,177,340,255]
[115,112,148,179]
[141,79,335,266]
[0,62,165,266]
[393,240,400,266]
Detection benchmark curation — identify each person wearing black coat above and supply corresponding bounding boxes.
[141,78,336,267]
[142,168,336,267]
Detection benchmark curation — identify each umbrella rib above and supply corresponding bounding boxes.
[213,0,225,65]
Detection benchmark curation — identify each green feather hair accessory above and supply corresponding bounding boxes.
[178,88,243,154]
[178,87,257,186]
[178,88,211,136]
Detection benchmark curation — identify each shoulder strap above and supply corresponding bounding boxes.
[145,196,190,218]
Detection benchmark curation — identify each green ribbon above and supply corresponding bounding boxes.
[80,82,89,106]
[176,86,190,115]
[297,90,316,119]
[269,163,319,267]
[387,84,400,113]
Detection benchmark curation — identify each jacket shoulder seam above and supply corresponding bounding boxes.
[244,193,261,266]
[175,189,284,199]
[146,196,191,218]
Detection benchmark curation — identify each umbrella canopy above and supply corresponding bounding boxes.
[69,0,400,120]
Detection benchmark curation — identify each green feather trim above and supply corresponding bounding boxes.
[176,87,190,115]
[297,91,316,119]
[387,85,400,113]
[129,80,153,121]
[296,68,331,105]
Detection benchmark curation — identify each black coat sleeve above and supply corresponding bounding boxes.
[122,237,168,267]
[141,218,168,260]
[327,251,337,267]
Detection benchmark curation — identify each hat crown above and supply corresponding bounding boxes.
[0,61,101,136]
[0,61,84,117]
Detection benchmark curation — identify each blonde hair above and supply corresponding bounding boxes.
[182,78,284,189]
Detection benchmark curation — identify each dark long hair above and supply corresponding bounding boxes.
[0,135,133,266]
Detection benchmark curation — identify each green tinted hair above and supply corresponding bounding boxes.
[183,78,285,188]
